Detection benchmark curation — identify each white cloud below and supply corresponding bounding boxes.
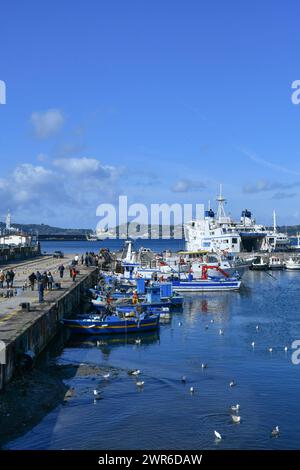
[243,180,300,194]
[53,157,116,178]
[171,179,206,193]
[31,109,64,139]
[0,158,123,226]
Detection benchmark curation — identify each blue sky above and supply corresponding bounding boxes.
[1,0,300,228]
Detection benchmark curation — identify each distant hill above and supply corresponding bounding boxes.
[0,222,92,236]
[0,221,298,239]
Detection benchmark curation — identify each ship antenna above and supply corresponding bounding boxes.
[216,184,227,220]
[273,210,277,233]
[6,209,11,231]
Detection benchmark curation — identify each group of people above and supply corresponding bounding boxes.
[0,269,15,289]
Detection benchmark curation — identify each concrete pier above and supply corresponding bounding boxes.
[0,254,98,391]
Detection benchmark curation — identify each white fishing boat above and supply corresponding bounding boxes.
[285,256,300,270]
[268,256,285,270]
[249,256,268,271]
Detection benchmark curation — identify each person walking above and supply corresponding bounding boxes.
[58,264,65,279]
[5,270,12,288]
[41,271,48,290]
[0,270,4,289]
[28,272,37,291]
[38,278,44,303]
[10,270,15,287]
[81,254,84,265]
[71,267,77,282]
[47,271,54,290]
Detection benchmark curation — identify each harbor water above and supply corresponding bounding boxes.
[5,241,300,450]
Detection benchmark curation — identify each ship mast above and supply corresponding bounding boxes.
[216,184,227,220]
[6,209,11,231]
[273,210,277,233]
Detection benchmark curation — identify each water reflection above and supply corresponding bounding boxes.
[66,331,160,358]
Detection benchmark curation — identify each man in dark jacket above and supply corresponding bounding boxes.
[28,272,37,291]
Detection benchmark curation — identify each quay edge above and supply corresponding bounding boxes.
[0,266,98,391]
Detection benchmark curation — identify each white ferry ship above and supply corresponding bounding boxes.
[184,187,290,253]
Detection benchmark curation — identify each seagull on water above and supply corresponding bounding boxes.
[103,373,110,380]
[93,389,102,400]
[256,325,259,331]
[268,347,273,353]
[136,381,144,387]
[190,386,195,394]
[135,338,142,345]
[271,425,280,437]
[284,346,288,352]
[128,369,141,376]
[229,380,236,387]
[230,404,240,412]
[178,322,182,327]
[214,430,222,440]
[210,319,214,323]
[231,415,241,423]
[201,363,208,369]
[251,341,255,348]
[219,329,224,335]
[181,375,187,383]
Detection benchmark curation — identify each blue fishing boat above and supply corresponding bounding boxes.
[172,278,241,292]
[171,265,241,292]
[63,311,160,335]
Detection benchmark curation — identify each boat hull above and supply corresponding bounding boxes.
[171,279,241,292]
[64,315,160,335]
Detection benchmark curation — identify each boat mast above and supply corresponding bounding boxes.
[6,209,11,231]
[273,210,277,234]
[216,184,227,220]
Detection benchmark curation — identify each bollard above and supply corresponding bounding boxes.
[20,302,30,312]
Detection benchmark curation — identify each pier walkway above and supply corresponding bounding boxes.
[0,254,98,390]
